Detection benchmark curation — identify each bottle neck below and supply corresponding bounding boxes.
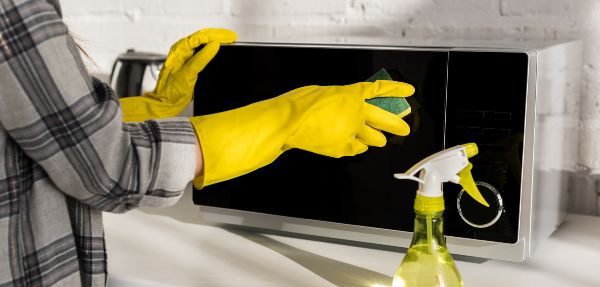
[411,210,446,248]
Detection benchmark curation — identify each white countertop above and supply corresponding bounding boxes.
[104,191,600,287]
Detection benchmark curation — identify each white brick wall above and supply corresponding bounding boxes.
[60,0,600,214]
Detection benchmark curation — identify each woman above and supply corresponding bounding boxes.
[0,0,414,286]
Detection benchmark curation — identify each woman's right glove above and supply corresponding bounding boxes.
[189,80,415,188]
[120,28,237,122]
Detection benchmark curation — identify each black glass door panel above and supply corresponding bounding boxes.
[193,45,447,232]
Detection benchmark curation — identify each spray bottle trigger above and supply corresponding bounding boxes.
[457,163,490,207]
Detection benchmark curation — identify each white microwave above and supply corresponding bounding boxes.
[192,39,581,262]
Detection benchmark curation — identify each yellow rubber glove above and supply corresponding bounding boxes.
[190,80,415,188]
[120,28,237,122]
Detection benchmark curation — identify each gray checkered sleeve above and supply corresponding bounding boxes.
[0,0,197,286]
[0,0,196,212]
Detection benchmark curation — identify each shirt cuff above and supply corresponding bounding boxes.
[139,117,197,207]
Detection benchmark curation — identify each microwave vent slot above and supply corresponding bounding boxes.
[484,111,511,120]
[455,109,513,153]
[482,128,511,136]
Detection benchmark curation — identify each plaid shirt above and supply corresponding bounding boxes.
[0,0,197,286]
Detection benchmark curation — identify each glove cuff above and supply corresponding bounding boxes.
[193,175,205,190]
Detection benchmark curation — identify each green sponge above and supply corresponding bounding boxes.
[365,68,411,118]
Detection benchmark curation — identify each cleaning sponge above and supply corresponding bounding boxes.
[365,68,412,118]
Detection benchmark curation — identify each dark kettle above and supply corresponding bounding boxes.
[110,49,166,98]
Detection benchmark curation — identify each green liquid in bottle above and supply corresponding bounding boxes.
[392,211,463,287]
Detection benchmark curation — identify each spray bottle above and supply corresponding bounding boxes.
[391,143,489,287]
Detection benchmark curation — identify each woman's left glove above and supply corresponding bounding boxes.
[189,80,414,189]
[120,28,237,122]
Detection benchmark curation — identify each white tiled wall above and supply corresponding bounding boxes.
[61,0,600,215]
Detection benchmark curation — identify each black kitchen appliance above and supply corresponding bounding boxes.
[109,49,165,98]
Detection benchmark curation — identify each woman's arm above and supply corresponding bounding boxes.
[0,0,196,212]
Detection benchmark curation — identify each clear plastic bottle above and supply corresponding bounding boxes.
[392,143,488,287]
[392,205,463,287]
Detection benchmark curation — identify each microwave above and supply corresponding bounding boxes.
[192,39,581,262]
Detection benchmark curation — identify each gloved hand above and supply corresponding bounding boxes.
[120,28,237,122]
[190,80,415,188]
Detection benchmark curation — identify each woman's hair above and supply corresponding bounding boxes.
[70,31,100,71]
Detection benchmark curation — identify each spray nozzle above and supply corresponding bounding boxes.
[463,142,478,158]
[394,143,489,211]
